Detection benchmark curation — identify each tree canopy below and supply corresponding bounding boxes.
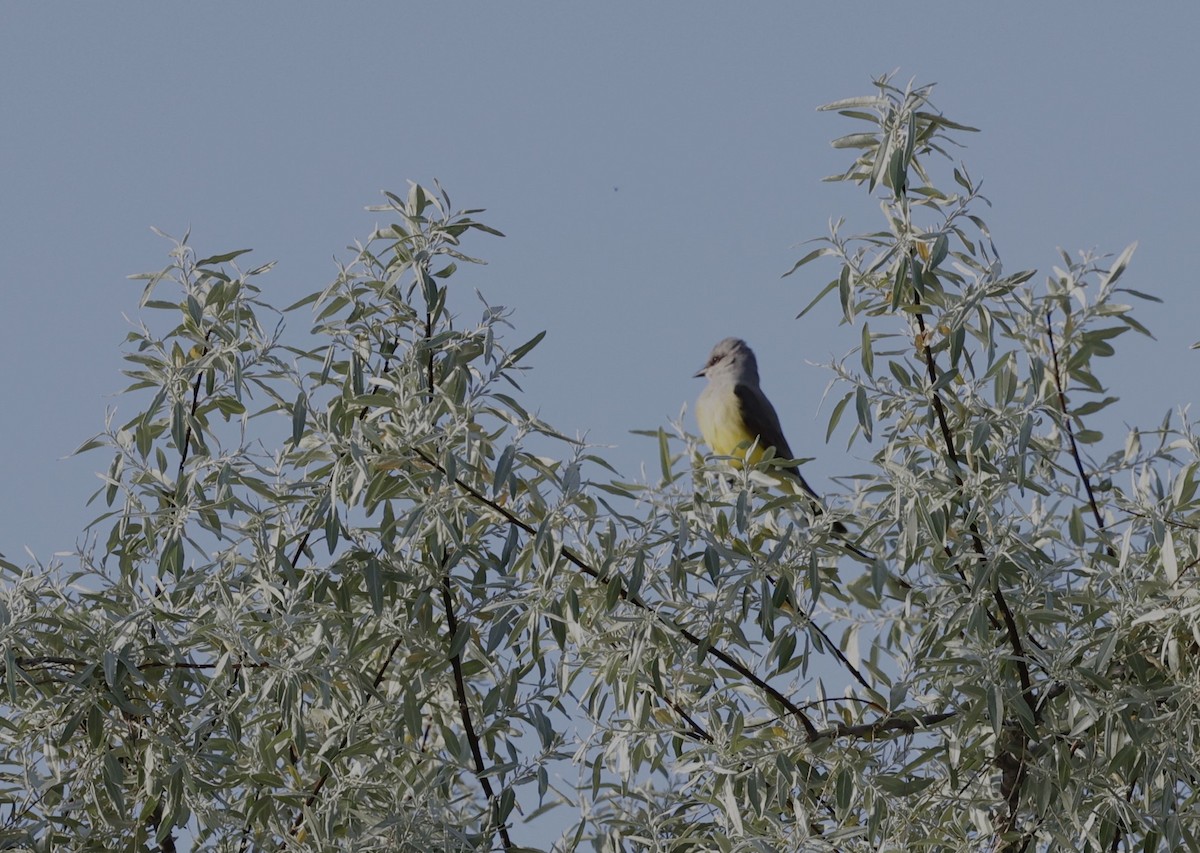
[2,75,1196,852]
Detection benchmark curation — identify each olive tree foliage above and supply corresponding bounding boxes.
[1,75,1197,852]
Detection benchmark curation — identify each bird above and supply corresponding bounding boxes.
[694,337,839,526]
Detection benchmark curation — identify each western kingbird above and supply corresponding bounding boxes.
[694,337,835,523]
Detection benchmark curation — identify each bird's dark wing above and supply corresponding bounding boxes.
[734,382,823,502]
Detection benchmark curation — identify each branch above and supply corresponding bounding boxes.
[765,572,877,696]
[440,560,514,850]
[913,295,1034,704]
[286,635,404,842]
[283,335,417,843]
[288,336,400,570]
[815,709,955,741]
[177,330,212,473]
[413,447,819,739]
[658,691,714,743]
[909,250,1036,838]
[10,655,271,675]
[1046,309,1115,557]
[996,737,1027,846]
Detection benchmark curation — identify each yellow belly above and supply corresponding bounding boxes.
[696,388,763,466]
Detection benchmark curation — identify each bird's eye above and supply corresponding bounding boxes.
[708,355,719,366]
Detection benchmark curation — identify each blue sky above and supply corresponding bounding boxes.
[4,4,1198,563]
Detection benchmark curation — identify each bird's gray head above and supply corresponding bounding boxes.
[695,337,760,383]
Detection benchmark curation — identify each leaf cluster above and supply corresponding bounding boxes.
[0,80,1198,853]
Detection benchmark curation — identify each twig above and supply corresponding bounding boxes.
[441,564,514,850]
[1046,309,1115,558]
[288,337,400,570]
[765,572,876,695]
[286,636,405,840]
[913,294,1033,705]
[658,692,713,743]
[909,250,1036,839]
[815,709,955,741]
[413,447,819,739]
[177,330,213,473]
[11,655,270,673]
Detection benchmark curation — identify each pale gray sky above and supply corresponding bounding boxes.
[4,4,1197,562]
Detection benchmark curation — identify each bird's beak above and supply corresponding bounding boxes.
[694,366,707,378]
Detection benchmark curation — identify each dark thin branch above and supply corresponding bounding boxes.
[180,370,204,473]
[1046,309,1115,558]
[11,655,271,673]
[914,307,963,486]
[766,572,876,695]
[657,692,714,744]
[421,291,512,848]
[913,300,1034,705]
[1123,508,1200,531]
[441,566,514,850]
[263,338,405,850]
[997,741,1027,846]
[425,311,436,406]
[815,709,955,741]
[283,315,423,845]
[287,636,404,841]
[989,585,1031,699]
[796,694,883,713]
[288,336,399,570]
[177,330,214,473]
[909,250,1036,840]
[155,329,215,648]
[412,446,819,739]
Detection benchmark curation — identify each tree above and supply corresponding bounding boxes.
[1,74,1196,852]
